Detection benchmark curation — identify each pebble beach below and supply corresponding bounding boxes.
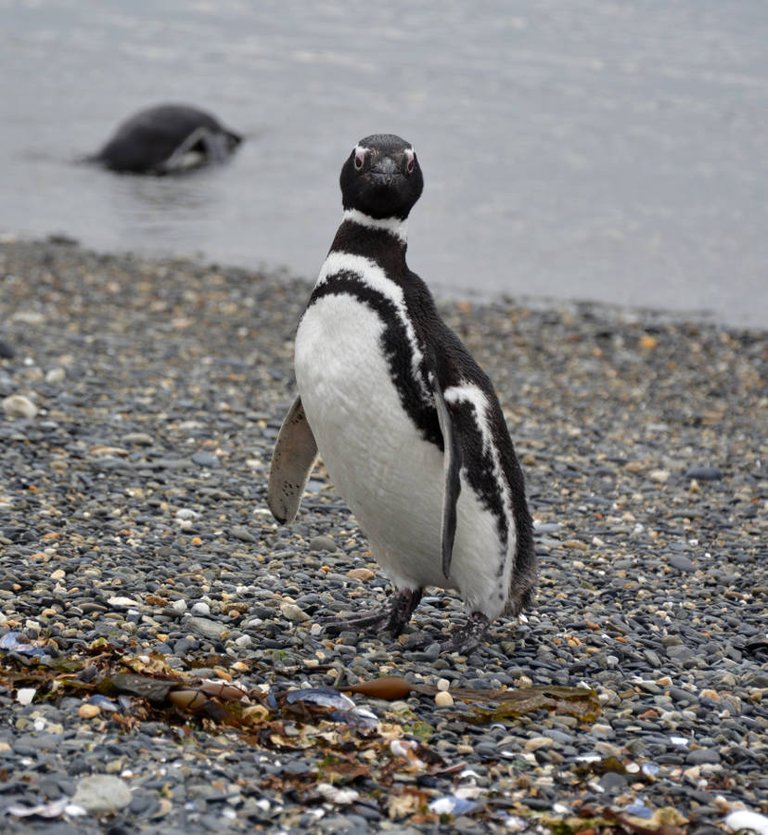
[0,237,766,834]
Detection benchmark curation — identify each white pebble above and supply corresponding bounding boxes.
[16,687,37,706]
[107,596,140,609]
[590,723,614,738]
[436,678,450,692]
[175,508,200,520]
[45,367,66,384]
[725,810,768,835]
[316,782,360,805]
[191,602,211,616]
[171,599,188,612]
[2,394,38,419]
[434,690,454,707]
[11,310,44,325]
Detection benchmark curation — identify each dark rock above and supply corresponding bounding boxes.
[599,771,627,792]
[231,526,256,543]
[686,748,721,765]
[191,451,221,468]
[668,554,695,572]
[684,466,723,481]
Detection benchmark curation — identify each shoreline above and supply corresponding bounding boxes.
[2,231,764,335]
[1,237,766,833]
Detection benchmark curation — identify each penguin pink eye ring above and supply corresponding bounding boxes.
[405,148,415,174]
[354,147,366,170]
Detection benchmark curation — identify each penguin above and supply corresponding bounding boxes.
[87,104,242,175]
[268,134,536,651]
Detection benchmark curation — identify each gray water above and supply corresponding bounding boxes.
[2,0,767,327]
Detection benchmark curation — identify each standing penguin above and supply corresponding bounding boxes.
[269,134,535,651]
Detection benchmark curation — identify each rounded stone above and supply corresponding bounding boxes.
[686,748,721,765]
[2,394,38,419]
[668,554,695,572]
[71,774,132,814]
[684,466,723,481]
[309,535,337,553]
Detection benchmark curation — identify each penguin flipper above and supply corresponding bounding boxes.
[268,396,318,524]
[164,126,229,171]
[433,382,462,579]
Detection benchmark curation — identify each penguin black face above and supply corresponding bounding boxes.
[339,134,424,221]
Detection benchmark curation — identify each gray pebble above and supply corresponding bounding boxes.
[231,525,256,543]
[191,451,221,468]
[121,432,154,446]
[686,749,722,765]
[668,554,695,572]
[185,616,228,640]
[71,774,132,814]
[310,534,337,552]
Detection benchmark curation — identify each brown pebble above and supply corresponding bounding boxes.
[347,567,375,581]
[78,703,101,719]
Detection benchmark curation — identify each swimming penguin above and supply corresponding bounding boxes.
[88,104,242,174]
[268,134,536,651]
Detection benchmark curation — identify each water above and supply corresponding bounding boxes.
[1,0,767,327]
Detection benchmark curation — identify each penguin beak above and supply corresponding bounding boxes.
[369,156,400,181]
[371,156,396,174]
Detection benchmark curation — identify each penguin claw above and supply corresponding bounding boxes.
[323,588,423,641]
[322,610,390,637]
[440,612,490,654]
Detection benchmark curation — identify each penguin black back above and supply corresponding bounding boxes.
[89,104,242,175]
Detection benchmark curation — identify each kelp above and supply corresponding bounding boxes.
[464,685,600,724]
[344,675,601,724]
[1,635,691,833]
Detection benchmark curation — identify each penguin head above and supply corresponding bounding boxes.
[340,134,424,220]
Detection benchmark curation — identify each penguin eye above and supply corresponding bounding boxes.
[405,149,416,175]
[354,147,366,171]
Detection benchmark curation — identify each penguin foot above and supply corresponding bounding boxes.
[441,612,490,654]
[324,588,423,640]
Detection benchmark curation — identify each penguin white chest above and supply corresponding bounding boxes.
[295,294,447,586]
[295,292,511,618]
[295,294,395,441]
